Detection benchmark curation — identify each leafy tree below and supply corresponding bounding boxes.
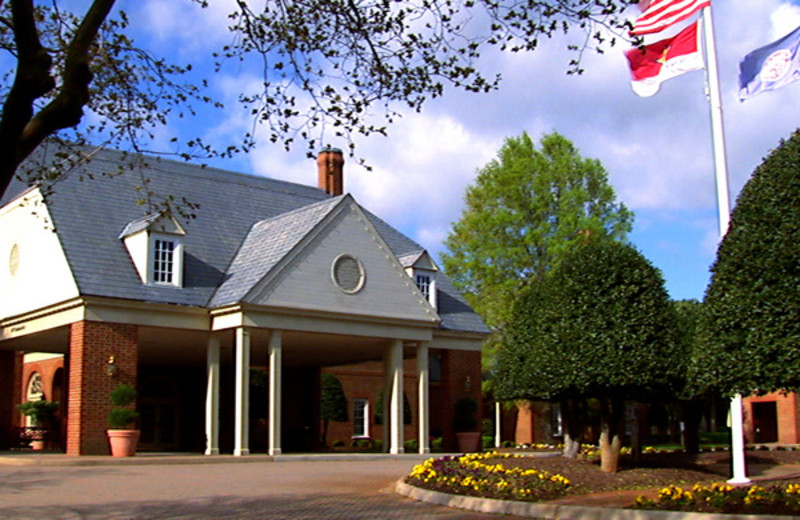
[441,132,633,362]
[320,373,348,447]
[1,1,636,202]
[694,129,800,397]
[496,240,679,472]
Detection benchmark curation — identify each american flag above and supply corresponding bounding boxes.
[631,0,710,36]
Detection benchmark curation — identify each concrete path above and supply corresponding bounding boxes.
[0,455,506,520]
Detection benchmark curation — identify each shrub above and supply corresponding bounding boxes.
[482,435,494,449]
[17,400,59,427]
[404,438,419,452]
[108,384,139,429]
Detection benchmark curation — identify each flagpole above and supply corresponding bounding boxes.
[701,5,749,485]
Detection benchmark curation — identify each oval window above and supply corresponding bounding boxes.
[332,254,365,294]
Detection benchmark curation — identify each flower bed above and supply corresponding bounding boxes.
[405,452,571,502]
[636,483,800,515]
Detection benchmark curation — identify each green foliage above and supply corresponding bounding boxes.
[695,129,800,397]
[453,397,479,432]
[320,373,348,422]
[108,384,139,428]
[496,241,678,401]
[441,132,632,371]
[108,408,140,429]
[16,400,59,427]
[110,384,136,406]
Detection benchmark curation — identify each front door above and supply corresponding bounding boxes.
[752,401,778,443]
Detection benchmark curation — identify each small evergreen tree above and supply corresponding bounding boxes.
[320,373,348,447]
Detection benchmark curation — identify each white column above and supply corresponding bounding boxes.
[416,343,430,454]
[729,395,751,484]
[495,401,502,449]
[382,349,391,452]
[205,333,220,455]
[388,339,404,454]
[268,330,283,456]
[234,327,251,456]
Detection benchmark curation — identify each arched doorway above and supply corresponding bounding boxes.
[139,377,180,451]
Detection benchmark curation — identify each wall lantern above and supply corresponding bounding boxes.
[106,355,117,377]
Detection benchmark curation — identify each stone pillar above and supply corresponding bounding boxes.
[416,343,430,454]
[234,327,250,456]
[205,333,220,455]
[67,321,138,455]
[388,339,404,454]
[268,330,282,456]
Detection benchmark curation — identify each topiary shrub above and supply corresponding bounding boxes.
[108,384,139,429]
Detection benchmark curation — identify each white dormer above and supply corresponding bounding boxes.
[400,250,439,310]
[119,212,186,287]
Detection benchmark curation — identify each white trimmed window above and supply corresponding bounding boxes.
[415,273,431,300]
[152,238,176,284]
[412,269,437,309]
[147,234,183,287]
[353,398,369,438]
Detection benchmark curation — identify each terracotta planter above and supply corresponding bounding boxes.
[107,429,140,457]
[456,431,481,453]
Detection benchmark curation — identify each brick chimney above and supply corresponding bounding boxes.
[317,147,344,196]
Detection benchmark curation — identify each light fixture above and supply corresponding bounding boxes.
[464,376,472,392]
[106,355,117,376]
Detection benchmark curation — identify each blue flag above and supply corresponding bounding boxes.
[739,25,800,101]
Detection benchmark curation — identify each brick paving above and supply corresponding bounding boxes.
[0,457,502,520]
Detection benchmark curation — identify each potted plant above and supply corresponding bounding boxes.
[107,384,140,457]
[453,397,481,453]
[16,400,59,450]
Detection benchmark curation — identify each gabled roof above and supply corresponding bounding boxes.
[210,196,344,307]
[1,146,489,335]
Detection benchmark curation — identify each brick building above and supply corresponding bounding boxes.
[0,147,487,455]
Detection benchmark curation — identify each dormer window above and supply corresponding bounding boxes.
[415,273,431,301]
[152,236,178,285]
[120,212,185,287]
[400,250,439,310]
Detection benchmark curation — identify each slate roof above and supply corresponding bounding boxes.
[2,147,489,335]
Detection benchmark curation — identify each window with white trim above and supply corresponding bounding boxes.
[146,234,183,287]
[415,273,431,300]
[153,239,176,284]
[353,398,369,438]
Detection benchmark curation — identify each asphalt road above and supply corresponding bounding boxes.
[0,457,507,519]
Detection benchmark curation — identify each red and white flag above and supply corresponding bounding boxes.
[625,20,704,97]
[631,0,710,36]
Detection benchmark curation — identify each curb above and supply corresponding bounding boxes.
[0,452,434,467]
[395,480,800,520]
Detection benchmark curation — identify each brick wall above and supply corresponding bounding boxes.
[67,321,138,455]
[437,349,482,452]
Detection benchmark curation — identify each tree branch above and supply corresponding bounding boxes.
[19,0,116,161]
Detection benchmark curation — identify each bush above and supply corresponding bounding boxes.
[431,437,443,452]
[108,384,139,429]
[17,400,59,427]
[404,438,419,452]
[482,435,494,449]
[453,398,479,432]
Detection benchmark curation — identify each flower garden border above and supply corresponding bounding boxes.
[395,479,797,520]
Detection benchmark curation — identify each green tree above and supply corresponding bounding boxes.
[441,132,633,362]
[496,241,679,472]
[320,373,348,447]
[694,129,800,397]
[1,1,635,201]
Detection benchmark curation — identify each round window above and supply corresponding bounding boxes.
[332,254,365,294]
[9,243,19,277]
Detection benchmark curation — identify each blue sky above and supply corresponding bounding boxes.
[113,2,800,301]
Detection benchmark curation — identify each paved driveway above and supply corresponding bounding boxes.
[0,457,505,519]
